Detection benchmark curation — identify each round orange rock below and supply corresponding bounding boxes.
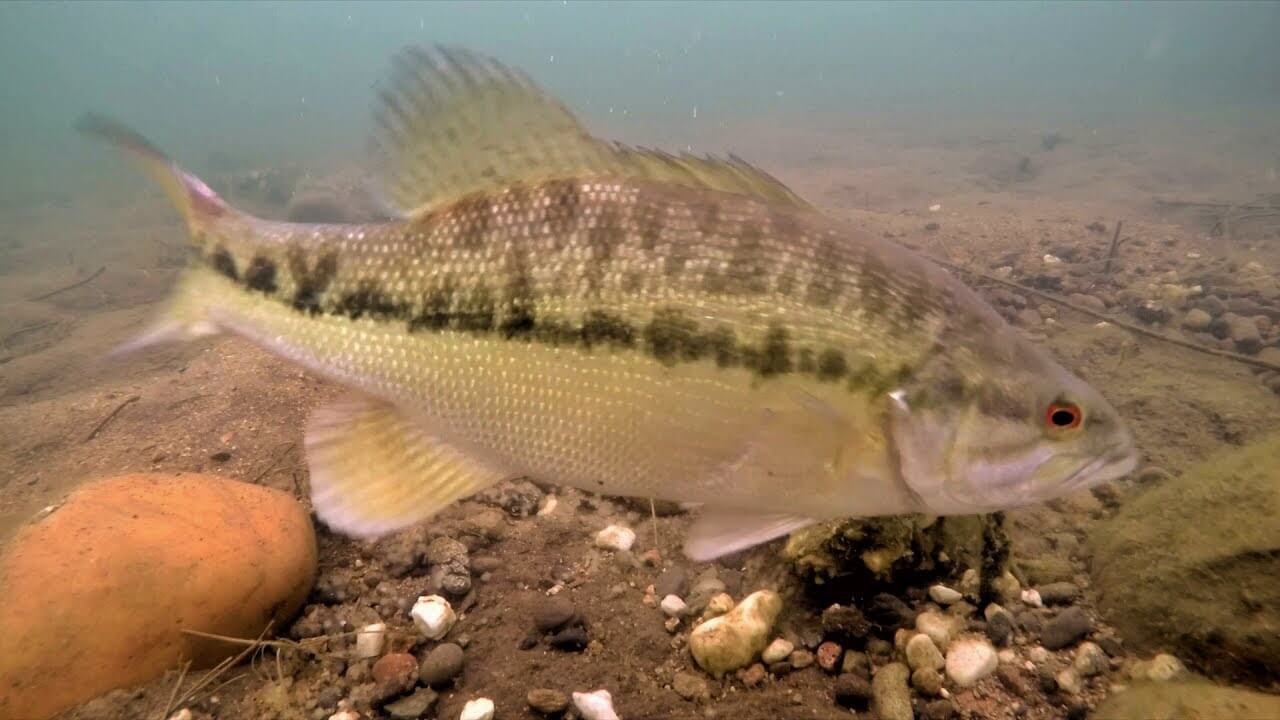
[0,473,317,720]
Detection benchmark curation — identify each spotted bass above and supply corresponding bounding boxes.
[81,46,1137,560]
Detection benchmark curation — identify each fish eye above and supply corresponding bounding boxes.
[1045,402,1083,431]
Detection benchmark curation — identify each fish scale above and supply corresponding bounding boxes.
[80,44,1137,559]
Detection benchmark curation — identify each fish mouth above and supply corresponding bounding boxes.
[1060,443,1139,494]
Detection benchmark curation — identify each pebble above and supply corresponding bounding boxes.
[672,671,710,702]
[372,653,419,695]
[996,665,1031,696]
[660,594,687,618]
[459,698,494,720]
[1130,652,1187,682]
[841,650,870,678]
[1027,646,1051,664]
[1073,641,1109,677]
[167,710,192,720]
[533,596,577,633]
[410,595,457,640]
[526,688,569,715]
[355,622,387,659]
[738,663,767,688]
[548,626,589,651]
[1020,589,1044,608]
[959,568,981,599]
[929,584,963,605]
[594,525,636,552]
[912,666,943,697]
[689,590,782,676]
[906,633,945,671]
[761,637,794,664]
[1055,667,1083,694]
[1041,607,1092,650]
[572,689,620,720]
[419,643,465,686]
[984,606,1014,647]
[816,641,843,672]
[654,567,688,598]
[922,699,957,720]
[704,592,734,618]
[822,603,871,639]
[833,673,873,709]
[1036,582,1080,605]
[1016,610,1044,635]
[991,572,1022,604]
[1183,308,1212,331]
[383,689,440,720]
[915,610,962,650]
[870,662,913,720]
[790,649,815,669]
[944,637,998,687]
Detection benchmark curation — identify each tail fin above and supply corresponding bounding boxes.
[75,113,230,236]
[77,114,231,355]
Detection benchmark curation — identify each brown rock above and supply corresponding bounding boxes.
[372,652,418,696]
[0,474,316,720]
[816,641,843,672]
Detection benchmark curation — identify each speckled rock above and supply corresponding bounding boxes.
[0,474,316,720]
[945,637,998,687]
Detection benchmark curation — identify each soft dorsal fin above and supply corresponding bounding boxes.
[369,45,809,218]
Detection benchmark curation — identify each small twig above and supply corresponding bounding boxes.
[922,253,1280,373]
[158,660,190,720]
[1,321,53,347]
[648,497,662,556]
[1103,220,1124,276]
[27,266,105,302]
[249,441,297,484]
[84,395,140,442]
[1155,199,1280,212]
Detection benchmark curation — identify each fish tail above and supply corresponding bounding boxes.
[77,114,238,355]
[76,112,233,243]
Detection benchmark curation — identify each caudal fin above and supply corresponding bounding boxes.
[78,114,237,354]
[76,113,230,235]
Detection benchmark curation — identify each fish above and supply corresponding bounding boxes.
[79,46,1139,561]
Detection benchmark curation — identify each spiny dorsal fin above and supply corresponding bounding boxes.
[369,45,809,217]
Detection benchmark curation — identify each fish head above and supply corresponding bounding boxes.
[886,328,1138,514]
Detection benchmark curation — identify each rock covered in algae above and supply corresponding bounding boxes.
[782,514,1006,595]
[1088,431,1280,684]
[0,473,316,720]
[1091,680,1280,720]
[689,590,783,677]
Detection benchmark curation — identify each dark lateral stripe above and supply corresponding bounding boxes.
[204,251,877,385]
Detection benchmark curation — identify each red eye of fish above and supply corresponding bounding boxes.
[1046,402,1083,431]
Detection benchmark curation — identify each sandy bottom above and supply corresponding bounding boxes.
[1,106,1278,720]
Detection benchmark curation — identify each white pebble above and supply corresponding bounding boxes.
[1056,667,1083,694]
[594,524,636,552]
[537,494,558,516]
[167,710,193,720]
[761,637,795,664]
[1021,588,1044,608]
[945,636,999,687]
[1043,254,1062,264]
[928,584,963,605]
[354,622,387,659]
[410,595,457,640]
[459,698,495,720]
[328,710,360,720]
[928,203,942,212]
[660,594,687,617]
[573,688,620,720]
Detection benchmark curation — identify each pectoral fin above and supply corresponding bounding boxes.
[684,508,816,562]
[305,393,506,538]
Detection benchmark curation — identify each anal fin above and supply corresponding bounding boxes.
[684,508,816,562]
[305,393,506,538]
